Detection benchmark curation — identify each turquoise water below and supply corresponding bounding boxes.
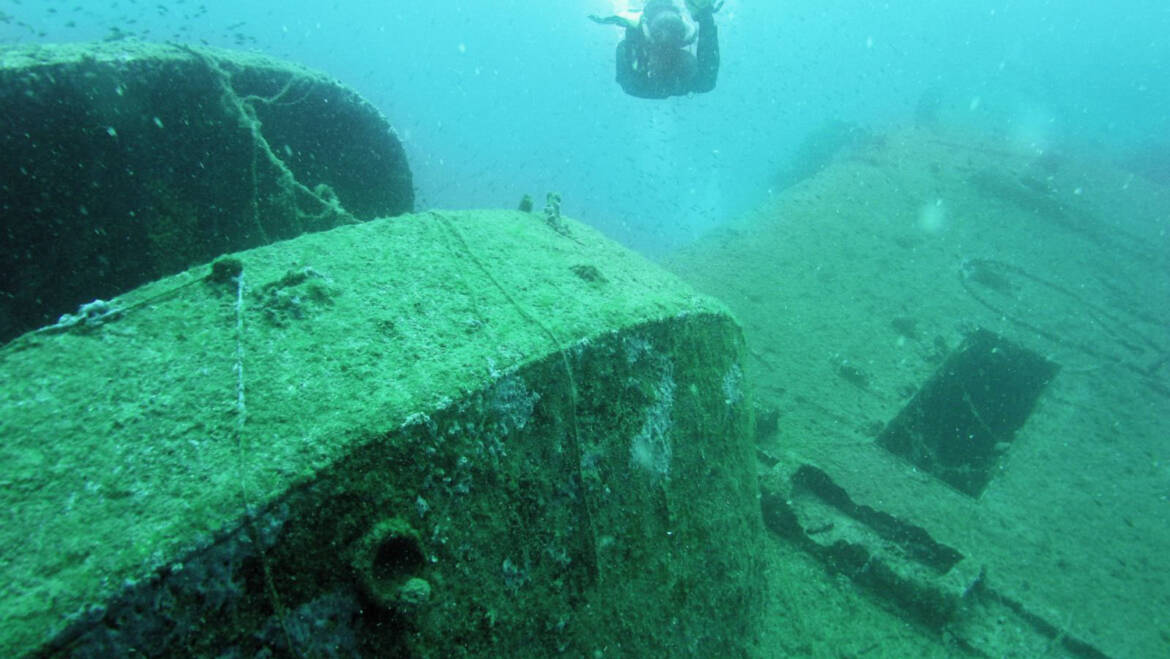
[4,1,1166,254]
[3,2,1170,656]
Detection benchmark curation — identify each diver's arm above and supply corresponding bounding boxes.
[615,29,641,93]
[691,10,719,93]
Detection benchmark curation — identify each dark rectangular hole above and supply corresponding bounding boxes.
[878,329,1060,497]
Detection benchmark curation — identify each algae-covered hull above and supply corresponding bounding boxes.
[0,41,413,344]
[1,210,763,656]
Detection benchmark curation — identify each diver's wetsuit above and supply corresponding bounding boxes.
[615,11,719,99]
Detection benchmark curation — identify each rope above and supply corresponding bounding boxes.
[230,269,298,656]
[959,258,1170,399]
[432,212,602,585]
[177,44,358,239]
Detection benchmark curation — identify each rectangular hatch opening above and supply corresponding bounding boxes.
[878,329,1060,497]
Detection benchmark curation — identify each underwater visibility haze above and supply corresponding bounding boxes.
[1,1,1169,657]
[2,0,1168,252]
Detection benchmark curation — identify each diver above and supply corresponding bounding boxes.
[589,0,722,99]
